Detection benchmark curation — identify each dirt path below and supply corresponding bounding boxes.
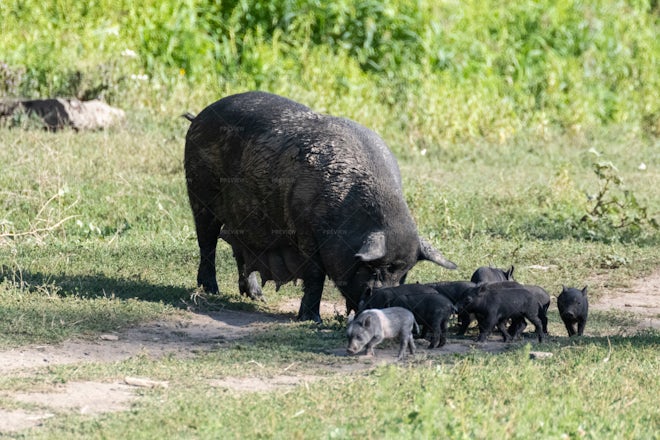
[589,269,660,330]
[0,309,286,374]
[1,270,658,434]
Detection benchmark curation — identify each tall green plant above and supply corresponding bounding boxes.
[580,158,659,241]
[1,0,658,139]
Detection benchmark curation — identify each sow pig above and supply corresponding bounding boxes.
[470,265,515,284]
[184,91,456,322]
[457,284,545,343]
[346,307,418,360]
[359,284,455,348]
[557,286,588,337]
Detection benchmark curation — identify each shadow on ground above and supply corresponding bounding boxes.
[0,267,261,312]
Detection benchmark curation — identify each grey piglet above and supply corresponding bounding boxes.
[346,307,418,360]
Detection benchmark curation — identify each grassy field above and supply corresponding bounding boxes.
[1,0,659,438]
[0,122,658,438]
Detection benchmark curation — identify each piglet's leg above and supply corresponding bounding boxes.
[396,337,408,360]
[476,317,496,342]
[496,321,511,342]
[527,316,544,342]
[564,320,576,337]
[407,334,416,355]
[365,335,383,357]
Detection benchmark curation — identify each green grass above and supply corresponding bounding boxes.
[0,122,657,437]
[1,1,658,142]
[1,126,657,339]
[1,333,657,439]
[0,1,659,437]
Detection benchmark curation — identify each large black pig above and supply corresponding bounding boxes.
[184,91,456,322]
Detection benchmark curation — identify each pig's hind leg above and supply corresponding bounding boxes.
[476,315,496,342]
[527,315,544,342]
[191,205,221,293]
[507,318,526,340]
[540,304,550,334]
[397,331,415,360]
[496,320,512,342]
[429,316,448,348]
[456,312,471,336]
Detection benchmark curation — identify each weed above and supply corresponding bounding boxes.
[580,157,659,240]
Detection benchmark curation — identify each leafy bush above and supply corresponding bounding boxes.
[1,0,658,142]
[520,152,659,244]
[579,157,659,242]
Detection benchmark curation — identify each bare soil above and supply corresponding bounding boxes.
[1,269,658,434]
[589,269,660,330]
[0,309,286,375]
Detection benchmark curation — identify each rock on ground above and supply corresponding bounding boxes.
[0,98,125,130]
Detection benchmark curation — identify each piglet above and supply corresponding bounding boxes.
[557,286,588,336]
[359,284,455,348]
[457,284,545,343]
[346,307,418,360]
[470,265,515,284]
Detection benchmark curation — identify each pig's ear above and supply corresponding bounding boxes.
[419,237,457,270]
[355,231,387,262]
[363,315,372,328]
[581,286,588,296]
[506,265,515,280]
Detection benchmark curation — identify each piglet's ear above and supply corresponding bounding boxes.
[581,286,588,296]
[363,315,372,328]
[355,231,386,262]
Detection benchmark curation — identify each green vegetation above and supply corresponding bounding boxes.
[1,0,658,143]
[0,1,658,438]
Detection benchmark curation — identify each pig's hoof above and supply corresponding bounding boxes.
[297,310,322,324]
[199,280,219,294]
